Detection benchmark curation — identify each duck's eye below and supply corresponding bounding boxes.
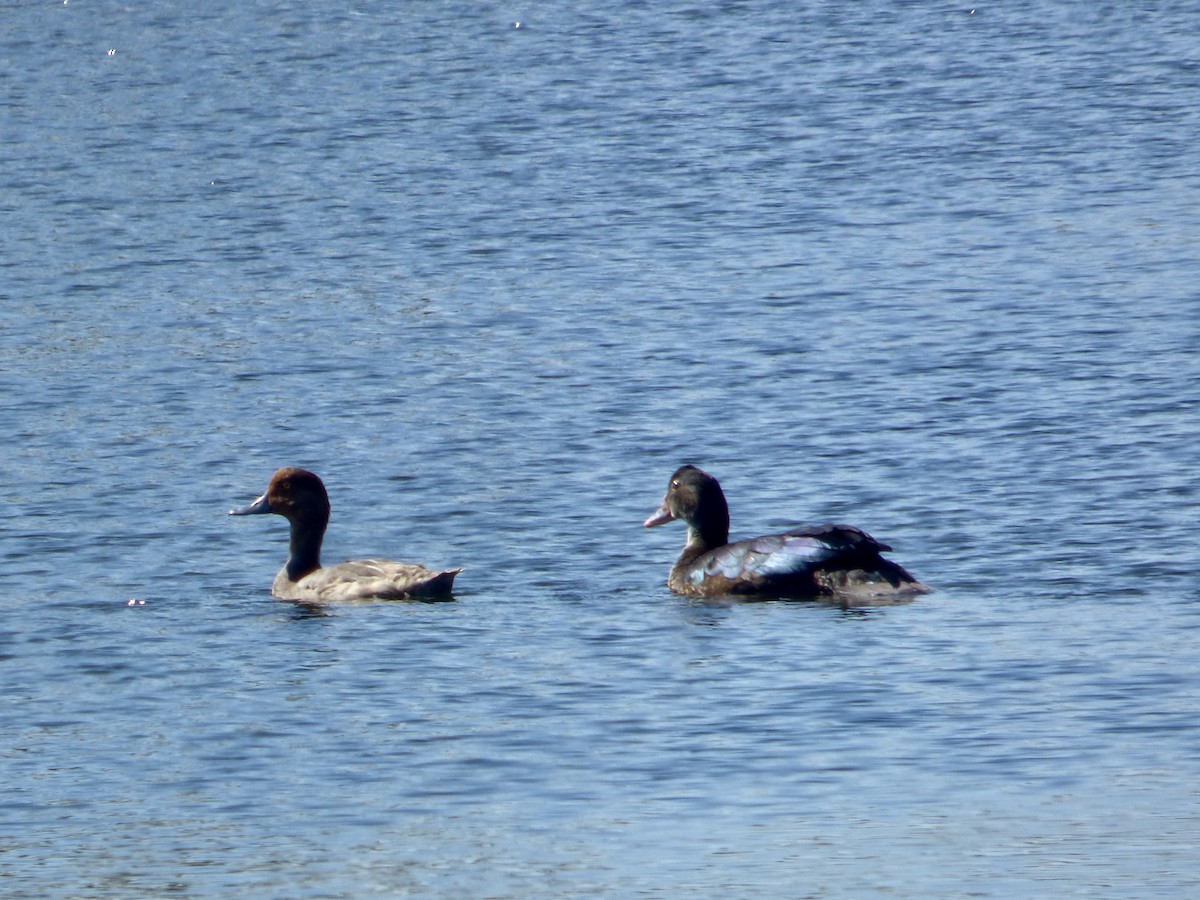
[671,480,680,488]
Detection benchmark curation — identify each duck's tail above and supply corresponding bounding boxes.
[815,559,931,602]
[410,568,463,598]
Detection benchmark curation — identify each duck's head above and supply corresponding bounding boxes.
[230,467,331,527]
[643,464,730,545]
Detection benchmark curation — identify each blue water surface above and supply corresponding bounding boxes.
[2,2,1199,897]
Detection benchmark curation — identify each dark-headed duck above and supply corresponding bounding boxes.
[644,465,928,601]
[231,467,461,602]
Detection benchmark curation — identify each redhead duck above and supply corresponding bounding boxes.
[230,467,461,602]
[644,465,928,601]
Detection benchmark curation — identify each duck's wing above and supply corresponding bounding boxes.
[700,524,890,581]
[298,560,461,602]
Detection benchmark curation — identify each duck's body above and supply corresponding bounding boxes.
[231,467,460,602]
[644,465,928,601]
[269,558,460,603]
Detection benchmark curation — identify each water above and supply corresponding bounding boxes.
[3,1,1199,896]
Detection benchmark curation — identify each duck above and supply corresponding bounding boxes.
[644,465,928,601]
[230,467,461,602]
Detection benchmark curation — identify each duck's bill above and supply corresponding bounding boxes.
[230,493,272,516]
[643,500,674,528]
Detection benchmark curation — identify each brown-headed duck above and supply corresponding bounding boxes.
[230,467,461,602]
[644,465,929,601]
